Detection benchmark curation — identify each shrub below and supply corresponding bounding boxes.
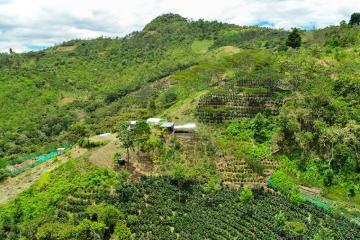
[284,220,307,236]
[0,169,9,182]
[348,185,356,197]
[313,226,334,240]
[126,215,139,225]
[111,221,133,240]
[239,186,253,205]
[78,137,105,148]
[162,92,178,107]
[275,210,286,228]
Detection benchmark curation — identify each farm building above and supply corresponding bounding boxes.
[128,120,137,130]
[146,118,164,125]
[174,123,197,133]
[57,148,66,155]
[160,122,174,133]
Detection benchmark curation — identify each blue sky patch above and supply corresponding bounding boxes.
[27,44,47,51]
[257,21,275,27]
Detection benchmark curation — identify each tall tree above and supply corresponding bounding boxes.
[133,120,151,153]
[116,122,135,163]
[349,13,360,25]
[286,28,302,48]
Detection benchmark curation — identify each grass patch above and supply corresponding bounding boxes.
[191,40,214,54]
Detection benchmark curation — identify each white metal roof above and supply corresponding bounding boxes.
[174,123,196,129]
[146,118,164,124]
[160,122,174,128]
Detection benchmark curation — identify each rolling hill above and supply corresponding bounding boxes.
[0,13,360,239]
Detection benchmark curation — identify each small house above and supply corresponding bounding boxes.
[174,123,197,133]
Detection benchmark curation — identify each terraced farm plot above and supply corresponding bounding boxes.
[217,157,278,189]
[196,79,285,123]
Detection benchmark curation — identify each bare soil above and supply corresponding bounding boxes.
[0,156,69,204]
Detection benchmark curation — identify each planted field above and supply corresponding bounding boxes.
[196,79,284,123]
[217,157,278,188]
[116,178,360,239]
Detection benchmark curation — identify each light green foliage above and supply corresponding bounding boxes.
[36,222,77,240]
[86,203,124,227]
[284,220,307,236]
[35,220,106,240]
[203,176,221,193]
[252,113,272,143]
[0,220,5,240]
[226,119,254,141]
[275,210,286,227]
[191,40,214,54]
[76,219,106,239]
[0,159,116,232]
[269,170,296,192]
[126,215,139,225]
[313,226,334,240]
[112,221,133,240]
[289,188,305,205]
[132,120,151,151]
[239,186,253,205]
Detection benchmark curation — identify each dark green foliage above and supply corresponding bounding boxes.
[2,172,360,239]
[78,137,104,148]
[349,13,360,25]
[115,177,359,239]
[348,185,356,198]
[286,28,302,48]
[163,92,178,107]
[323,169,334,187]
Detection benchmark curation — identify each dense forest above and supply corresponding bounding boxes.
[0,13,360,239]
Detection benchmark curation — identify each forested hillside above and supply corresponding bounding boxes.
[0,13,360,239]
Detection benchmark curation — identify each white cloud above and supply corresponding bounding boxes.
[0,0,359,52]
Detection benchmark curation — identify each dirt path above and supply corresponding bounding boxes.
[0,132,156,204]
[0,144,91,204]
[0,156,69,204]
[87,133,154,178]
[89,133,118,169]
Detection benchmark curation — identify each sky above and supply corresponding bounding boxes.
[0,0,359,52]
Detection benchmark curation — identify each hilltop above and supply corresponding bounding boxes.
[0,13,360,239]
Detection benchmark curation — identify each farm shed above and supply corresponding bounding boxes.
[160,122,174,133]
[128,120,137,130]
[174,123,197,133]
[146,118,164,125]
[57,148,66,155]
